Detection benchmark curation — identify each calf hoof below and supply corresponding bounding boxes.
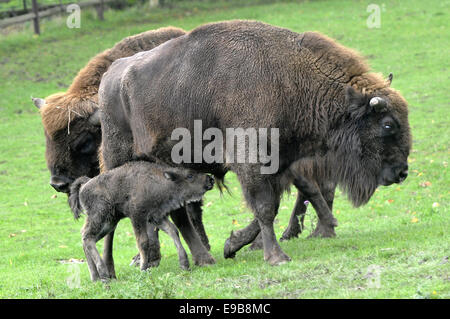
[194,253,216,266]
[265,251,291,266]
[308,220,337,238]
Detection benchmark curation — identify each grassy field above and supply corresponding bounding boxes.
[0,0,448,299]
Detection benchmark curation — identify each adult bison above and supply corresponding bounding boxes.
[99,20,411,265]
[31,27,218,273]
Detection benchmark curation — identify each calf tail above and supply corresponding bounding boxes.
[68,176,91,220]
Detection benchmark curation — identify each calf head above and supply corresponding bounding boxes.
[163,168,215,203]
[33,95,102,194]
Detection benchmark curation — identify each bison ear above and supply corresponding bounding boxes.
[345,86,368,119]
[387,73,393,86]
[345,86,363,105]
[31,97,46,109]
[164,171,179,182]
[88,109,101,126]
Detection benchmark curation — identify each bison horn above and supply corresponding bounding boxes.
[88,109,101,126]
[370,97,387,113]
[31,96,46,109]
[387,73,393,86]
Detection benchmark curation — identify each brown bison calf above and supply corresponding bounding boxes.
[68,161,214,282]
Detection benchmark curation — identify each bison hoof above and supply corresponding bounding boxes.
[265,251,291,266]
[130,254,161,268]
[280,225,302,242]
[308,220,337,238]
[194,253,216,266]
[223,232,238,259]
[129,254,141,267]
[249,237,263,251]
[180,261,190,271]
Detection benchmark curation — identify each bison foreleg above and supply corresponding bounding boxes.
[224,219,261,258]
[186,201,211,251]
[158,219,190,270]
[280,192,308,241]
[170,207,215,266]
[292,177,337,238]
[243,179,291,266]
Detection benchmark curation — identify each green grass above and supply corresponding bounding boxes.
[0,0,449,298]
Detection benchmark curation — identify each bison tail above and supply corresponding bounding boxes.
[68,176,90,220]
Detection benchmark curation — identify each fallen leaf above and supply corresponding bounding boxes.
[9,233,16,238]
[411,217,419,223]
[51,194,57,199]
[59,245,68,248]
[419,181,432,187]
[205,201,213,208]
[387,199,394,204]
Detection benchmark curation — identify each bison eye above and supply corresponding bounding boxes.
[381,120,397,137]
[78,139,96,155]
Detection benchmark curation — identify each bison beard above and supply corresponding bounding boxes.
[99,20,411,265]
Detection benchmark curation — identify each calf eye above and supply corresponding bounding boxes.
[187,174,194,180]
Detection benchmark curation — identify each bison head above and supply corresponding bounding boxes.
[329,77,411,207]
[33,95,102,194]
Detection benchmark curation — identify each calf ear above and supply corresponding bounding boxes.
[88,108,101,126]
[164,171,179,181]
[31,97,46,109]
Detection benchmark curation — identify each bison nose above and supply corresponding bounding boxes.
[398,169,408,182]
[50,176,71,193]
[396,164,408,183]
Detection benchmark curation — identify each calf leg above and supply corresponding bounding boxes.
[170,207,215,266]
[130,216,152,271]
[158,219,190,270]
[186,201,211,251]
[81,217,114,282]
[129,224,162,268]
[102,231,116,279]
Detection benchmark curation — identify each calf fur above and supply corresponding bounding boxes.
[69,161,214,282]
